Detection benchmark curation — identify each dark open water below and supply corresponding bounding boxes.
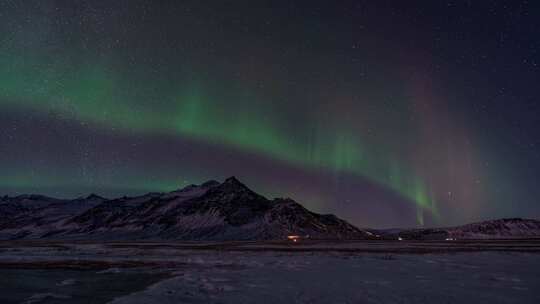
[0,268,169,304]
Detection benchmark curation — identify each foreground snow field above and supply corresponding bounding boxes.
[0,241,539,304]
[109,252,540,304]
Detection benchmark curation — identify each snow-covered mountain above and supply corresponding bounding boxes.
[378,218,540,240]
[3,179,539,241]
[0,177,369,240]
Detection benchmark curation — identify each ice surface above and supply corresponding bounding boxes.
[1,242,539,304]
[107,251,540,304]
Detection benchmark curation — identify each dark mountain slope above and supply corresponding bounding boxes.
[0,177,369,240]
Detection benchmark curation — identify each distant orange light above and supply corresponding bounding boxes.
[287,235,301,241]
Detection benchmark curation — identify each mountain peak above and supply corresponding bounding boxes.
[218,176,258,196]
[86,193,105,200]
[222,176,246,188]
[201,180,220,188]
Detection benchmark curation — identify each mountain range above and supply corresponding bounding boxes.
[0,177,368,240]
[1,177,539,241]
[371,218,540,240]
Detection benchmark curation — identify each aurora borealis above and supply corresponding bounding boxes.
[1,1,539,228]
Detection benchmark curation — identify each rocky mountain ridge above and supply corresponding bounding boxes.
[0,177,369,240]
[371,218,540,240]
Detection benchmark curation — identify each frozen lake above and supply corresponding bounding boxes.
[111,252,540,304]
[0,240,539,303]
[0,268,168,304]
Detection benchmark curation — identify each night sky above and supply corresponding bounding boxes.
[1,1,539,228]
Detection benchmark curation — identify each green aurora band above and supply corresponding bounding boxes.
[0,50,437,224]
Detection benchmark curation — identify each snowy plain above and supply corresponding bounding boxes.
[0,240,539,304]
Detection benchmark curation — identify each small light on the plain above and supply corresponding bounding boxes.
[287,235,301,242]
